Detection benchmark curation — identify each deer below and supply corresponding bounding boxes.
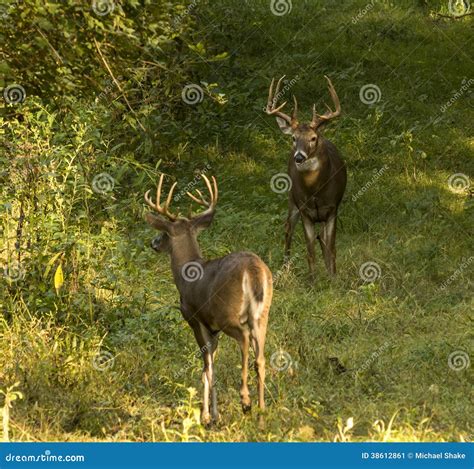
[144,173,272,426]
[265,75,347,281]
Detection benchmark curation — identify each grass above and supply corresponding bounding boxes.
[0,0,472,442]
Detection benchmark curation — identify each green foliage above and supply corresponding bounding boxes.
[1,0,472,442]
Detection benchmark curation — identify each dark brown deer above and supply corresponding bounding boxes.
[144,174,272,425]
[265,75,347,281]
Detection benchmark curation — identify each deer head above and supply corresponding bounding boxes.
[144,173,218,262]
[265,75,341,171]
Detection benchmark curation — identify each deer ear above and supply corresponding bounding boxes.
[276,117,293,135]
[192,211,215,231]
[310,120,325,131]
[145,213,171,233]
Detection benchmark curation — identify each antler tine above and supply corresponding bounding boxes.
[273,75,285,103]
[144,189,154,209]
[212,176,218,203]
[311,75,341,128]
[266,77,276,110]
[292,95,298,121]
[185,174,219,219]
[186,189,207,206]
[324,75,341,117]
[156,173,164,211]
[195,189,207,203]
[165,182,178,212]
[144,173,178,221]
[265,75,294,125]
[201,174,215,205]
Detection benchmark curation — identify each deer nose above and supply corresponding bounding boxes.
[151,235,162,251]
[294,152,306,164]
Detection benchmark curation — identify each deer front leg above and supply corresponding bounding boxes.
[320,215,337,275]
[209,332,220,422]
[189,320,215,426]
[301,215,316,282]
[199,324,218,425]
[284,198,300,261]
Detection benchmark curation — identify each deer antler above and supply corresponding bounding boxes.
[186,174,218,218]
[144,173,178,221]
[265,76,298,127]
[311,75,341,129]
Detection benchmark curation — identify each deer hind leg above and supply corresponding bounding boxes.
[250,319,267,429]
[250,300,268,413]
[239,328,252,413]
[209,332,220,422]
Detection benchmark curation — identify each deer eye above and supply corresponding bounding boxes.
[311,136,317,142]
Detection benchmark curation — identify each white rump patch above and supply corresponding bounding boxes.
[240,271,265,324]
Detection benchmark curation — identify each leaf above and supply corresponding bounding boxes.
[54,263,64,293]
[44,252,64,279]
[345,417,354,432]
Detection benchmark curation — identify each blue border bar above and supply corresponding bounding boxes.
[1,443,472,468]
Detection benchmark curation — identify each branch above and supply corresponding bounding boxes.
[35,27,64,64]
[433,11,474,19]
[93,38,147,132]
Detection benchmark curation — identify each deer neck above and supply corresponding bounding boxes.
[169,236,204,289]
[295,138,330,187]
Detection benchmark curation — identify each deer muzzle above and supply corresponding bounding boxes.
[151,234,163,251]
[294,150,307,164]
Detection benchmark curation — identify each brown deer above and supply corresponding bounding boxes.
[144,173,272,425]
[265,75,347,281]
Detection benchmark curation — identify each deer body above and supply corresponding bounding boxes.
[170,252,271,334]
[286,134,346,277]
[145,175,272,425]
[266,76,347,280]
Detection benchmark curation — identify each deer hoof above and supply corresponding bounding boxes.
[201,411,212,427]
[242,403,252,414]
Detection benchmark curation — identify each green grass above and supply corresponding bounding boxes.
[1,0,472,442]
